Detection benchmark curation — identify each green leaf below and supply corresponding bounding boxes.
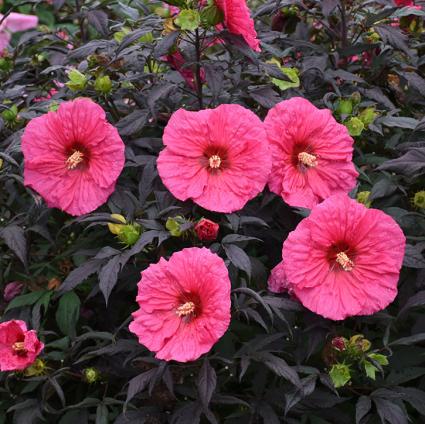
[56,291,81,338]
[364,361,378,380]
[368,353,389,366]
[268,59,300,91]
[175,10,201,31]
[6,291,47,312]
[329,364,351,388]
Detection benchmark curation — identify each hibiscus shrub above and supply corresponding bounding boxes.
[1,0,425,422]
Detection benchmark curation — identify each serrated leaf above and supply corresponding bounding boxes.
[98,255,121,305]
[198,359,217,409]
[0,224,27,267]
[356,396,372,424]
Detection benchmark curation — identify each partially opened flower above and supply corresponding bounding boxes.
[22,98,125,216]
[282,194,406,320]
[265,97,358,209]
[0,13,38,54]
[0,320,44,371]
[267,261,292,294]
[157,104,271,213]
[129,247,231,362]
[215,0,260,51]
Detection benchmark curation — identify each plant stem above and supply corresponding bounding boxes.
[75,0,86,43]
[194,29,204,110]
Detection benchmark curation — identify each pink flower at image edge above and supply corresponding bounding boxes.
[0,13,38,53]
[214,0,260,51]
[0,320,44,371]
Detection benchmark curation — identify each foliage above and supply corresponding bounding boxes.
[1,0,425,423]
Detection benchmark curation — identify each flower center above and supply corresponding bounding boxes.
[298,152,318,167]
[336,252,354,271]
[209,155,222,169]
[12,341,27,355]
[66,150,84,170]
[176,301,196,317]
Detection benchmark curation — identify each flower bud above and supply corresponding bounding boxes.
[1,105,18,123]
[83,367,100,383]
[345,117,364,137]
[331,336,347,352]
[117,223,142,246]
[356,191,372,208]
[24,359,47,376]
[351,92,361,105]
[166,216,185,237]
[337,99,353,116]
[108,214,127,235]
[3,281,23,302]
[358,108,378,126]
[47,277,61,290]
[194,218,219,241]
[66,69,87,91]
[413,191,425,209]
[329,363,351,388]
[94,75,112,94]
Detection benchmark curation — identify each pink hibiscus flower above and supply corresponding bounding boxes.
[22,98,125,216]
[264,97,358,209]
[282,194,406,320]
[0,320,44,371]
[157,104,271,213]
[0,12,38,54]
[215,0,260,51]
[129,247,231,362]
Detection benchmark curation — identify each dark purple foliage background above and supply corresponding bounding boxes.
[1,0,425,423]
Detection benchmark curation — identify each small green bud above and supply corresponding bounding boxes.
[337,99,353,116]
[166,216,184,237]
[49,102,60,112]
[114,27,130,43]
[24,359,48,377]
[365,30,380,43]
[358,108,378,127]
[413,191,425,209]
[66,69,87,91]
[345,117,364,137]
[329,363,351,388]
[83,367,100,384]
[1,105,18,123]
[94,75,112,94]
[351,92,361,105]
[0,57,12,72]
[117,223,142,246]
[356,191,371,208]
[175,9,201,31]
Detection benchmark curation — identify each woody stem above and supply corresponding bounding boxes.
[194,28,204,110]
